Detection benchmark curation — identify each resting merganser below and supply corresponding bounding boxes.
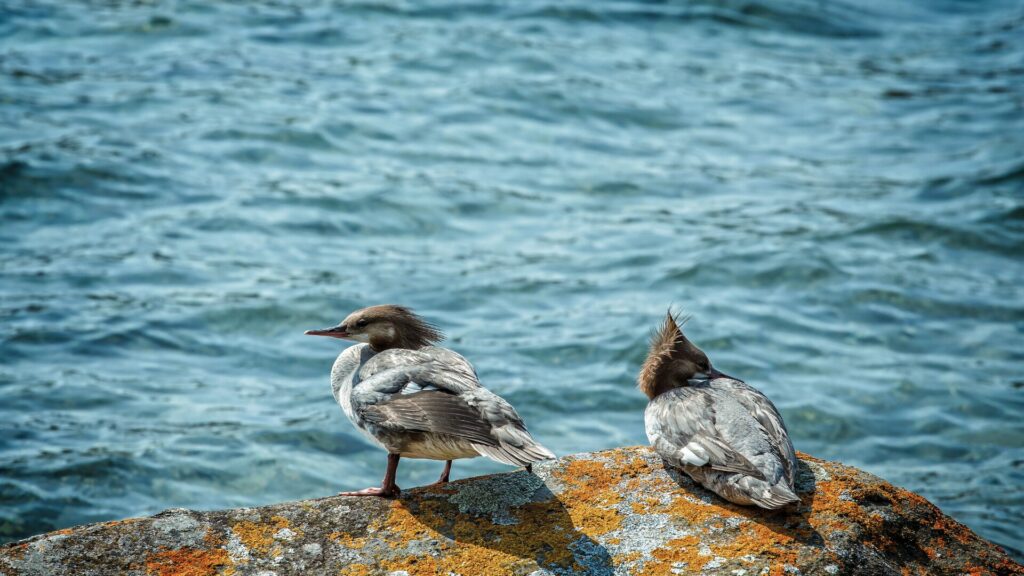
[638,312,799,509]
[305,304,554,497]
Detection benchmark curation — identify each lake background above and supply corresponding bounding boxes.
[2,0,1023,559]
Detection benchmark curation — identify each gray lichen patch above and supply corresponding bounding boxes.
[225,529,251,564]
[445,471,546,523]
[801,460,830,486]
[603,512,690,559]
[150,511,206,549]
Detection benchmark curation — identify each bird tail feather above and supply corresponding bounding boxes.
[754,483,800,509]
[473,438,554,467]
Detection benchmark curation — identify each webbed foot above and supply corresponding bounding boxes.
[339,485,401,498]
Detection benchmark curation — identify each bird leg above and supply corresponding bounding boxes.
[431,460,452,485]
[340,453,401,498]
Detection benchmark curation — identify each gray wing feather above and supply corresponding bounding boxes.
[360,348,478,385]
[648,389,766,481]
[352,361,481,405]
[406,362,481,393]
[362,390,498,446]
[358,349,428,380]
[465,388,555,465]
[712,379,797,485]
[352,346,553,466]
[418,346,479,377]
[473,442,554,467]
[356,359,554,465]
[691,435,766,480]
[469,393,555,466]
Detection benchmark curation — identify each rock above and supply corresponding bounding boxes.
[1,447,1021,576]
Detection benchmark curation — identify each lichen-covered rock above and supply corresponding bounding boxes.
[1,447,1021,576]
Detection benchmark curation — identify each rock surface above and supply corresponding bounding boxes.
[2,446,1021,576]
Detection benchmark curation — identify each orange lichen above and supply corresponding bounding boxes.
[552,452,643,536]
[636,512,811,576]
[230,515,293,557]
[145,547,232,576]
[0,543,28,562]
[634,453,908,575]
[930,509,983,547]
[639,544,702,575]
[328,531,367,550]
[806,478,870,535]
[649,534,701,561]
[338,564,372,576]
[598,449,826,574]
[380,499,440,543]
[794,450,820,462]
[629,492,663,515]
[663,488,745,527]
[357,452,659,575]
[719,524,805,576]
[145,526,234,576]
[371,495,580,575]
[615,550,644,564]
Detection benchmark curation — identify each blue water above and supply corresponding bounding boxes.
[2,0,1023,559]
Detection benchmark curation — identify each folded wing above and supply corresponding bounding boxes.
[361,390,498,447]
[356,357,554,467]
[646,388,766,481]
[711,379,797,486]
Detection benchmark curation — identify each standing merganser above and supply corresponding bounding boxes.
[638,312,799,509]
[305,304,554,497]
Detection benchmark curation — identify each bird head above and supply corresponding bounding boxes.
[637,311,731,399]
[305,304,444,352]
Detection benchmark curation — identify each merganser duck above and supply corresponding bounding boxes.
[638,312,799,509]
[305,304,554,497]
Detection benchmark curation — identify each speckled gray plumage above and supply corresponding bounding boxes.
[710,376,798,487]
[331,343,554,466]
[645,377,799,509]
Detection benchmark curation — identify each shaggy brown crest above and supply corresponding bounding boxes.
[352,304,445,351]
[637,310,715,400]
[638,311,688,399]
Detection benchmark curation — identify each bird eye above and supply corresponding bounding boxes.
[355,318,369,328]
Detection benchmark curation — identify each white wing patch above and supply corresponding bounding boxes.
[400,380,440,394]
[680,442,710,466]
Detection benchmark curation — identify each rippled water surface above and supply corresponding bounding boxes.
[2,0,1023,558]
